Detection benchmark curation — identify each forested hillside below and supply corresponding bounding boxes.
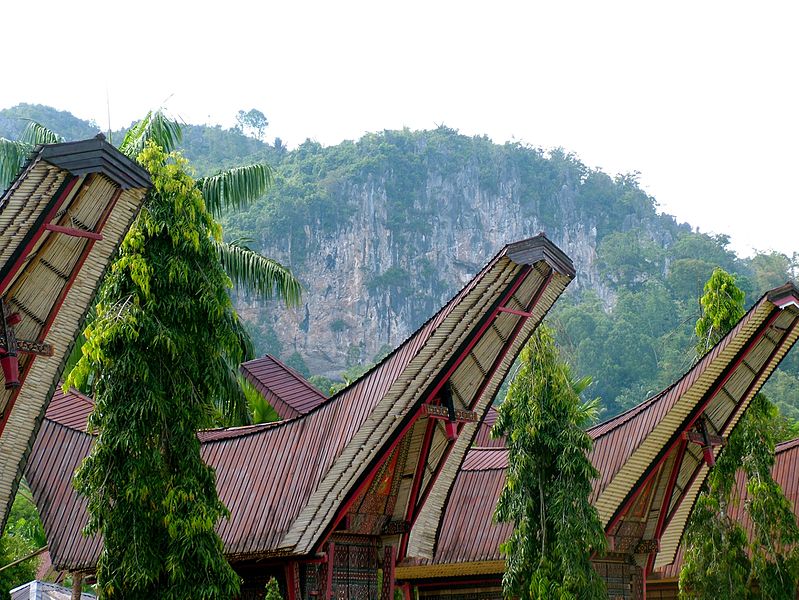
[2,104,796,420]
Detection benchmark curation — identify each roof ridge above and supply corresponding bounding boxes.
[776,436,799,453]
[247,354,327,400]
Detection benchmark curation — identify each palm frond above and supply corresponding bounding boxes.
[198,163,272,217]
[230,310,255,363]
[577,396,602,426]
[19,120,64,145]
[0,138,33,193]
[213,355,253,427]
[214,239,302,307]
[240,375,280,424]
[119,109,182,158]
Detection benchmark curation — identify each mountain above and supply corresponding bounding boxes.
[1,104,796,419]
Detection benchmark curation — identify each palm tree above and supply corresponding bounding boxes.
[0,111,301,425]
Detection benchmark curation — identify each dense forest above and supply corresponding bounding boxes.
[1,103,796,422]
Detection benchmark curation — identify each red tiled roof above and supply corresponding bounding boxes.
[44,388,93,432]
[431,452,511,565]
[407,285,799,574]
[240,355,327,419]
[472,407,505,448]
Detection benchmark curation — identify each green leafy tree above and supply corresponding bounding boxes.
[235,109,269,142]
[694,268,746,357]
[264,576,283,600]
[491,324,607,600]
[67,143,247,599]
[680,269,799,599]
[0,487,46,596]
[0,534,37,597]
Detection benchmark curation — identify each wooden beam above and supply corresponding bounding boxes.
[43,223,103,241]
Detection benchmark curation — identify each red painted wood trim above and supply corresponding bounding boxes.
[496,306,533,318]
[325,542,335,600]
[659,312,799,540]
[421,265,533,405]
[318,265,538,551]
[39,188,124,338]
[399,418,436,557]
[43,224,103,241]
[406,268,555,552]
[645,439,686,575]
[0,176,80,293]
[405,419,435,520]
[284,563,296,600]
[0,185,121,442]
[382,545,396,600]
[320,406,424,547]
[465,268,554,414]
[399,582,412,600]
[605,307,782,534]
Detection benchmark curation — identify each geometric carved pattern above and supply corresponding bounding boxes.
[331,537,379,600]
[349,436,411,535]
[381,546,395,600]
[592,556,643,600]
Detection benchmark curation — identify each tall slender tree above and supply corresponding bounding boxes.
[680,269,799,599]
[67,143,247,598]
[492,324,606,600]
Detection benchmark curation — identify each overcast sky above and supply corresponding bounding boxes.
[2,1,796,257]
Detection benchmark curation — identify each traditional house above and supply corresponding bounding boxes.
[0,137,150,531]
[394,284,799,599]
[25,235,577,599]
[20,227,799,598]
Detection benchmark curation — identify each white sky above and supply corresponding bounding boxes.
[2,1,797,257]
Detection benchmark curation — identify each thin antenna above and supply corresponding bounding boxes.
[106,87,112,144]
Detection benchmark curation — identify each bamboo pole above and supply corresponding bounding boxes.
[0,544,47,572]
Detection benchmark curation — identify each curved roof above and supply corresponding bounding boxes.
[657,435,799,580]
[0,137,149,529]
[26,234,575,569]
[399,284,799,576]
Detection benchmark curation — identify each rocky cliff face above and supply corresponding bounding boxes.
[233,131,678,377]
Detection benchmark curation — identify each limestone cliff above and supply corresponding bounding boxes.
[229,129,683,378]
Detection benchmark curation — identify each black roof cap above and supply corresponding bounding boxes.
[40,137,151,190]
[767,282,799,306]
[506,232,576,278]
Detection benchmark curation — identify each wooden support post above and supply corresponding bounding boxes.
[399,582,412,600]
[285,562,301,600]
[71,572,83,600]
[325,542,335,600]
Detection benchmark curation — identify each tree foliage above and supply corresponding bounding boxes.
[264,576,283,600]
[492,325,607,600]
[67,143,243,599]
[694,268,745,356]
[0,488,46,596]
[679,271,799,599]
[235,109,269,142]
